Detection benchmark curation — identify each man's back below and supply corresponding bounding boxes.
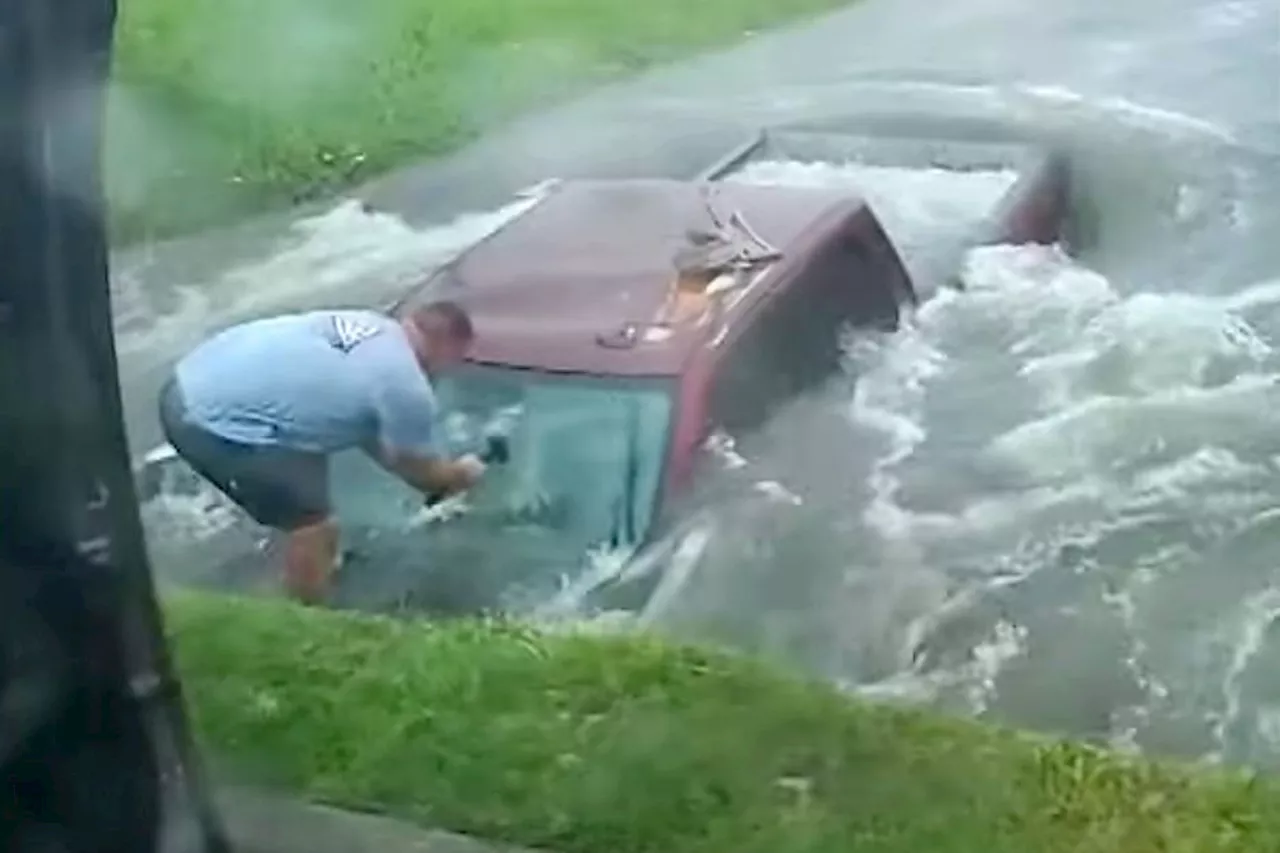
[175,310,434,454]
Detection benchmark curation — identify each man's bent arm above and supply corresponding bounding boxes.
[367,356,477,495]
[367,443,477,497]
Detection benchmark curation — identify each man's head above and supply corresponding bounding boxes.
[400,300,474,374]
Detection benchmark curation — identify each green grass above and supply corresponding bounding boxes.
[167,590,1280,853]
[109,0,851,243]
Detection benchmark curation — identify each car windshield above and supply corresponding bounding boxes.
[327,365,676,614]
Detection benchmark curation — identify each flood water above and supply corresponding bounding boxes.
[125,0,1280,773]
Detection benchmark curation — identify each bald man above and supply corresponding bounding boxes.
[158,300,485,604]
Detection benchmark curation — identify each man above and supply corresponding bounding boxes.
[157,300,485,605]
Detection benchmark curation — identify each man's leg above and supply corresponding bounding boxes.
[159,378,340,603]
[242,447,337,605]
[281,517,338,605]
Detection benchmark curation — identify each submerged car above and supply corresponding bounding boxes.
[139,126,1070,618]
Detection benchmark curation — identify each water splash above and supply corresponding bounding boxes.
[138,152,1280,770]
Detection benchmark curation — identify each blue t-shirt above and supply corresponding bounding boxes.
[174,310,439,457]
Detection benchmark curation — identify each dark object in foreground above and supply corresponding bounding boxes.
[0,0,228,850]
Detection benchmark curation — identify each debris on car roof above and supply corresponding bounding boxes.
[397,177,871,376]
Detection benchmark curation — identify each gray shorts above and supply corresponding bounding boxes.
[157,378,330,530]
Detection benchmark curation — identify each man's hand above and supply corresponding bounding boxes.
[417,454,487,508]
[371,443,484,499]
[454,453,487,489]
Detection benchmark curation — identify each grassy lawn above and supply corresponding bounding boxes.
[109,0,851,243]
[167,590,1280,853]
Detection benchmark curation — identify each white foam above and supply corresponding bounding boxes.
[1194,0,1266,33]
[1010,84,1239,143]
[716,152,1277,719]
[725,159,1019,258]
[233,196,539,300]
[532,544,639,620]
[1130,446,1268,502]
[826,234,1280,735]
[1204,586,1280,762]
[856,618,1028,715]
[846,322,947,566]
[704,430,750,470]
[140,481,242,544]
[116,194,544,357]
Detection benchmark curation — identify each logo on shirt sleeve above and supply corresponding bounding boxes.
[327,314,384,353]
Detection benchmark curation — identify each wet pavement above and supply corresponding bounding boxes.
[214,787,541,853]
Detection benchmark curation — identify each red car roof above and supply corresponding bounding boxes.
[397,178,870,377]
